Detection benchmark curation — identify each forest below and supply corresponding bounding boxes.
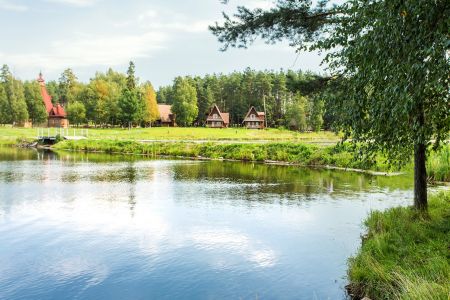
[0,62,332,131]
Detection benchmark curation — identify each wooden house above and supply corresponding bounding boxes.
[206,105,229,128]
[38,73,69,128]
[156,104,176,127]
[243,106,265,129]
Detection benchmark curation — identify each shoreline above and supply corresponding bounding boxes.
[54,146,404,177]
[347,191,450,299]
[50,139,410,177]
[3,138,448,181]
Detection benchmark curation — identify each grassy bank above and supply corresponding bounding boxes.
[347,191,450,299]
[53,139,394,171]
[0,127,340,143]
[52,139,450,181]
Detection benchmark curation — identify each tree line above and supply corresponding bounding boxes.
[0,62,332,131]
[0,62,159,128]
[158,68,329,130]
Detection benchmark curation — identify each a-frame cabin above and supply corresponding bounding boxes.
[243,106,265,129]
[206,105,229,128]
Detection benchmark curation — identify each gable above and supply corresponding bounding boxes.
[243,106,264,122]
[206,105,225,122]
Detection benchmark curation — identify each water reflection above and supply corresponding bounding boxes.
[0,148,417,300]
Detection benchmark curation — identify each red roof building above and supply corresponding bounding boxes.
[38,72,69,128]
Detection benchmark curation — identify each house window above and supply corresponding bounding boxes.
[213,113,218,119]
[250,114,255,119]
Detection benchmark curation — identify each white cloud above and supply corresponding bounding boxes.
[0,0,28,11]
[0,31,167,71]
[45,0,96,7]
[238,0,275,10]
[137,9,212,33]
[191,229,277,268]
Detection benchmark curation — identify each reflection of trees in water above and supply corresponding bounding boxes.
[125,163,137,215]
[171,161,413,195]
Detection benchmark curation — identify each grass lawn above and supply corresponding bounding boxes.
[0,126,340,144]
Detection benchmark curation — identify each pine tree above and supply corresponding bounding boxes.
[118,61,140,127]
[0,84,10,124]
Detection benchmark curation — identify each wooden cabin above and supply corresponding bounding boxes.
[156,104,176,127]
[38,73,69,128]
[243,106,265,129]
[206,105,229,128]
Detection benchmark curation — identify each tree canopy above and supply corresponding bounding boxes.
[210,0,449,210]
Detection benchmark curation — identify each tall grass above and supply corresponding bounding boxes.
[427,145,450,182]
[347,191,450,299]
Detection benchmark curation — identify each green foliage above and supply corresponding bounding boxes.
[53,139,389,172]
[171,77,198,126]
[210,0,449,209]
[141,82,159,125]
[0,84,10,124]
[158,69,329,127]
[427,145,450,182]
[0,67,29,125]
[45,80,60,105]
[348,191,450,299]
[284,93,308,131]
[126,61,137,90]
[24,81,47,124]
[309,97,324,132]
[118,89,140,126]
[58,68,79,105]
[67,101,86,126]
[156,85,174,104]
[89,70,125,125]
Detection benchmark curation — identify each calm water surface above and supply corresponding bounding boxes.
[0,148,415,300]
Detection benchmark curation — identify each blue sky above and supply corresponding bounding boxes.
[0,0,326,87]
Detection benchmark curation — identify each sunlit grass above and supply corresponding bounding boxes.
[347,191,450,300]
[0,126,340,143]
[427,145,450,182]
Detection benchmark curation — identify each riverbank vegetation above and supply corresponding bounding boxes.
[347,191,450,299]
[53,139,450,181]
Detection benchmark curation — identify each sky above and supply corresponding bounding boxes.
[0,0,326,88]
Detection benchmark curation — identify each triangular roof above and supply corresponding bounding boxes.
[50,104,67,118]
[243,106,265,122]
[157,104,173,122]
[206,104,229,124]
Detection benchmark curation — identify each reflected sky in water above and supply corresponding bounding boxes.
[0,148,415,299]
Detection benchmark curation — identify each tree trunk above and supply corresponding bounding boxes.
[414,142,427,211]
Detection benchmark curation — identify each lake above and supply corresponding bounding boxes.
[0,148,414,299]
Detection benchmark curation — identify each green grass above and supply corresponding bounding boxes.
[347,191,450,300]
[427,146,450,182]
[53,139,394,172]
[0,127,340,143]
